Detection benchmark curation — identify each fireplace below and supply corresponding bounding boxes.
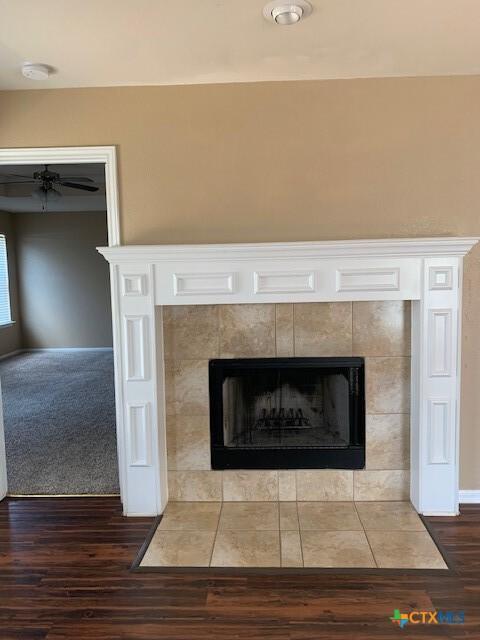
[209,357,365,470]
[98,236,477,515]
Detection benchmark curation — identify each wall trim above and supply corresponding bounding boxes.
[459,490,480,503]
[0,349,22,361]
[22,347,113,352]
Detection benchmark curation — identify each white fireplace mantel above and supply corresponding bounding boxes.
[98,237,479,517]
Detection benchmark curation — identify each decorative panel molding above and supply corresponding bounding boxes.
[428,399,450,464]
[122,274,147,297]
[429,266,454,290]
[173,272,235,296]
[428,309,452,377]
[336,268,400,292]
[127,404,150,467]
[124,315,149,381]
[254,271,315,294]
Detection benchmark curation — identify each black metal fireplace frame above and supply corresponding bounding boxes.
[209,357,365,470]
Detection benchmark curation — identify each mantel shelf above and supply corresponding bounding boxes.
[99,236,480,264]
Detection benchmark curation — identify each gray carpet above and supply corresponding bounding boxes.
[0,351,119,495]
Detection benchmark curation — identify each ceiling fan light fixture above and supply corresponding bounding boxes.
[32,186,62,213]
[31,186,45,201]
[263,0,312,25]
[47,188,62,201]
[33,187,62,201]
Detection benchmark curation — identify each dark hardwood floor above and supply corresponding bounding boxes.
[1,497,479,639]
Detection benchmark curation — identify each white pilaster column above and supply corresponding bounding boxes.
[411,257,461,515]
[112,262,166,516]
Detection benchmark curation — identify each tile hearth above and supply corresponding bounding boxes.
[139,501,447,569]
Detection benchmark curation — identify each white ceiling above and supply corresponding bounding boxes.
[0,164,106,183]
[0,164,106,213]
[0,0,480,90]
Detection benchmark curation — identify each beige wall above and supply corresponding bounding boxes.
[14,212,112,348]
[0,212,22,356]
[0,76,479,488]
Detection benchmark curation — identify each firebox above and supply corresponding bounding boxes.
[209,357,365,470]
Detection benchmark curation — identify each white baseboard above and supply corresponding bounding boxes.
[0,349,23,361]
[459,490,480,504]
[22,347,113,352]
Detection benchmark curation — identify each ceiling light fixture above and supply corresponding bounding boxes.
[32,185,62,212]
[263,1,312,25]
[21,63,51,81]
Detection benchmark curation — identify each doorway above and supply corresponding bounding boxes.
[0,147,121,500]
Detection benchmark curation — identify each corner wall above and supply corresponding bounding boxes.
[14,212,112,349]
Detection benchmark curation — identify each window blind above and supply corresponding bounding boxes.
[0,235,12,326]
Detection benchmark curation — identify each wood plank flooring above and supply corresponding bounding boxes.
[1,497,479,639]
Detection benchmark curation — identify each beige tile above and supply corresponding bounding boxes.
[281,531,303,567]
[356,501,425,532]
[278,470,296,501]
[354,470,410,501]
[219,502,279,531]
[294,302,352,356]
[166,415,210,470]
[163,305,219,360]
[219,304,276,358]
[168,471,223,501]
[279,502,299,530]
[141,530,215,567]
[301,530,376,568]
[159,502,221,531]
[164,362,176,417]
[275,304,294,357]
[366,357,410,414]
[366,414,410,470]
[353,301,411,357]
[367,530,447,569]
[165,359,209,416]
[298,502,362,531]
[211,530,280,567]
[223,470,278,501]
[296,470,353,501]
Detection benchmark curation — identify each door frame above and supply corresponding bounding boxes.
[0,146,123,503]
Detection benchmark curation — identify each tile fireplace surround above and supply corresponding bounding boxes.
[98,237,479,517]
[163,302,409,498]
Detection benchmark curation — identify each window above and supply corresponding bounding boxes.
[0,235,12,326]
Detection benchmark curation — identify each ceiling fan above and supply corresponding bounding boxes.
[0,164,99,211]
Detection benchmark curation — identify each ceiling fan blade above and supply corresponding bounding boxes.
[2,173,35,180]
[58,176,95,183]
[0,180,37,184]
[59,181,99,192]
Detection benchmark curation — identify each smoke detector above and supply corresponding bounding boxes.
[263,1,312,25]
[22,63,51,81]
